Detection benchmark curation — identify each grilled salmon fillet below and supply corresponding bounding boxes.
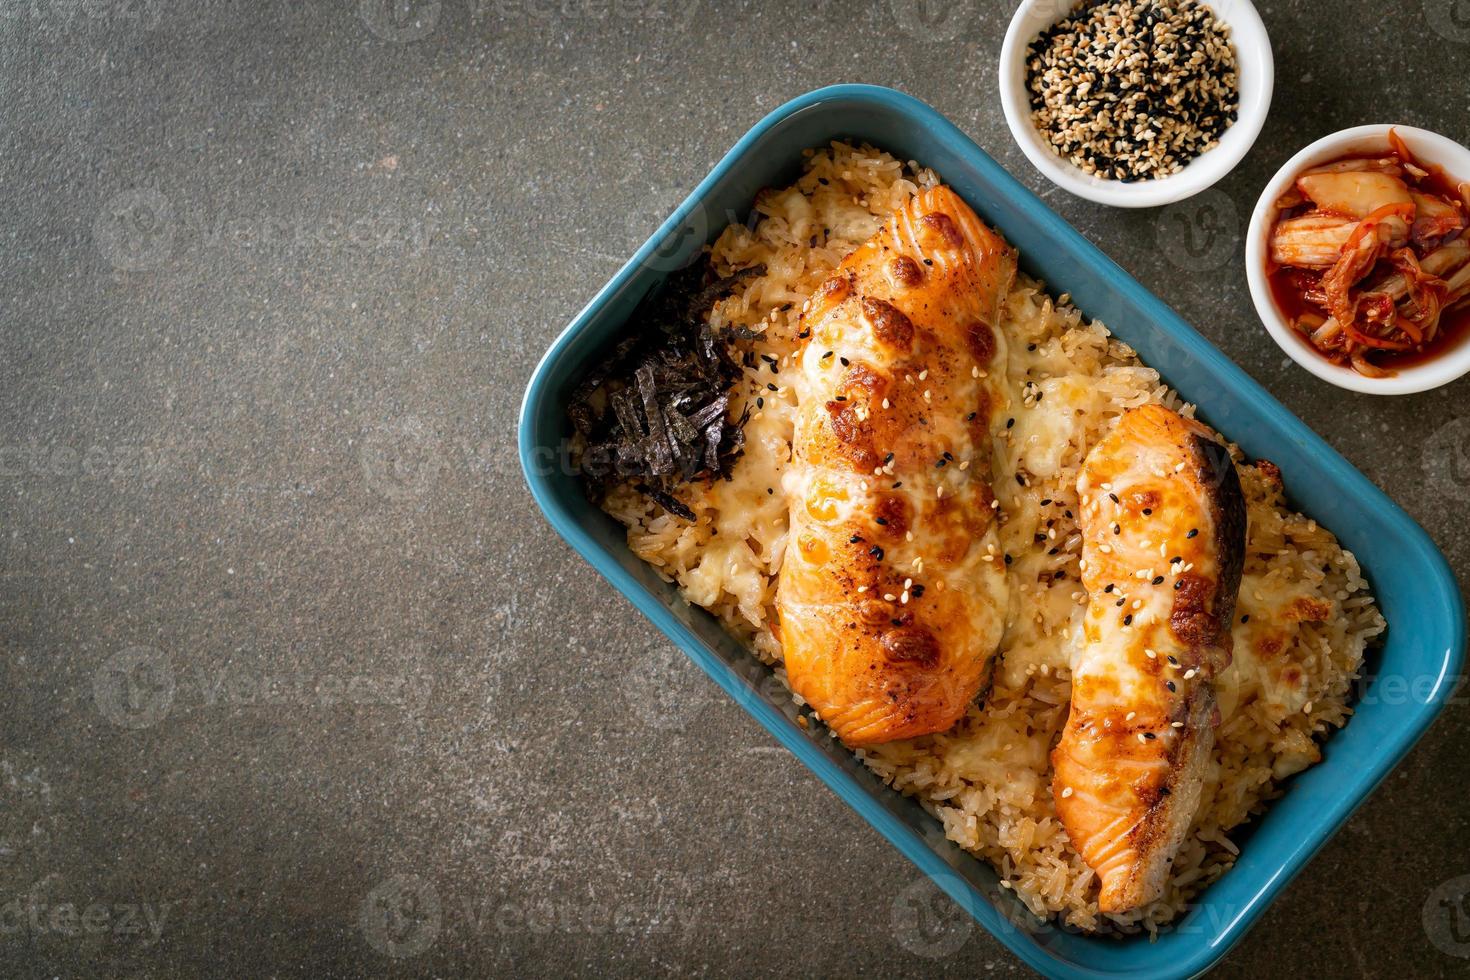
[776,185,1016,747]
[1052,404,1245,913]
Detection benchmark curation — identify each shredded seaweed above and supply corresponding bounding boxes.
[569,262,764,520]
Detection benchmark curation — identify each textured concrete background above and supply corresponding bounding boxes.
[3,0,1469,976]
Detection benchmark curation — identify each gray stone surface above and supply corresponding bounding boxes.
[2,0,1468,976]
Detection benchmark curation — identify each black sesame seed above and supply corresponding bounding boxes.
[1152,575,1164,585]
[869,546,884,560]
[875,517,888,526]
[1187,528,1199,538]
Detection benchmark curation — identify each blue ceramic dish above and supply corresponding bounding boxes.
[519,85,1464,978]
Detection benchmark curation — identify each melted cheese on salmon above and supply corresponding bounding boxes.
[776,185,1016,747]
[1051,404,1245,913]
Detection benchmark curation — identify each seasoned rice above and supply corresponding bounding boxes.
[600,142,1384,933]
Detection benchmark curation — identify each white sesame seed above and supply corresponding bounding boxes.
[1061,787,1074,798]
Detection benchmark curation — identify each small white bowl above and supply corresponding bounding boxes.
[1245,124,1470,395]
[998,0,1274,208]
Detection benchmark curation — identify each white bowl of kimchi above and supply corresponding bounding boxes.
[1247,125,1470,394]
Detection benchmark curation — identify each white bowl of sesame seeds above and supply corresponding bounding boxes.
[998,0,1274,208]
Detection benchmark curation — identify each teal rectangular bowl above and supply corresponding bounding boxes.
[518,84,1464,978]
